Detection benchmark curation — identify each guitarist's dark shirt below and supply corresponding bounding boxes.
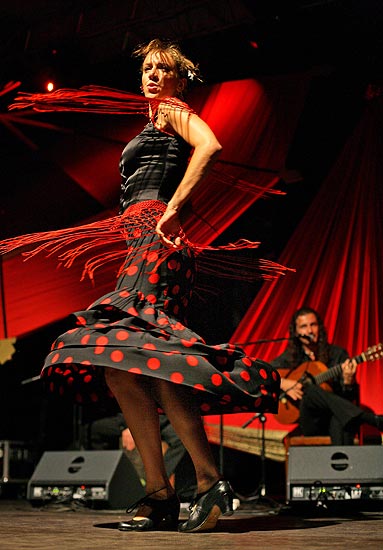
[270,344,359,403]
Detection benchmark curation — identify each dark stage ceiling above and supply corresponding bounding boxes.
[1,0,383,91]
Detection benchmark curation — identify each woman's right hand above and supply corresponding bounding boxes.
[156,207,184,248]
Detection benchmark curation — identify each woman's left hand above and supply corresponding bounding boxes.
[156,207,184,248]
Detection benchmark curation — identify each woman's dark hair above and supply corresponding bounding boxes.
[285,306,330,368]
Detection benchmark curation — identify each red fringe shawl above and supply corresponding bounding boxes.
[3,86,293,282]
[0,200,292,283]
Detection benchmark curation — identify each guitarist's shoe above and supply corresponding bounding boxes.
[374,415,383,430]
[359,412,383,431]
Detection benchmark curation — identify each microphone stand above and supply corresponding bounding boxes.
[238,413,281,513]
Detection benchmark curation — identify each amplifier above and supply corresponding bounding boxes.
[0,440,35,485]
[27,450,145,509]
[286,445,383,503]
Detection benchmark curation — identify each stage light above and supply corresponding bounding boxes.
[46,81,55,92]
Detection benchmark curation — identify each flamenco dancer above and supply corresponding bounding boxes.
[1,39,282,532]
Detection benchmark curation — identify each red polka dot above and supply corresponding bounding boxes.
[194,384,205,391]
[220,394,232,403]
[261,387,268,395]
[186,356,198,366]
[51,353,60,363]
[127,307,139,316]
[57,341,65,349]
[128,367,142,374]
[119,290,130,298]
[173,305,179,315]
[201,403,211,412]
[100,297,112,304]
[144,307,155,315]
[147,358,161,370]
[254,397,262,408]
[181,337,197,348]
[242,357,252,367]
[240,370,251,382]
[186,269,192,279]
[83,374,92,383]
[81,334,90,345]
[111,350,124,362]
[96,336,109,346]
[76,316,87,325]
[94,323,106,329]
[63,357,74,363]
[167,259,177,270]
[94,346,105,354]
[116,331,129,341]
[211,374,223,386]
[259,368,268,379]
[81,360,91,365]
[272,370,278,381]
[171,285,180,295]
[126,265,138,276]
[143,343,156,350]
[146,294,157,304]
[149,273,160,284]
[137,291,145,300]
[170,372,184,384]
[158,317,169,326]
[147,251,159,264]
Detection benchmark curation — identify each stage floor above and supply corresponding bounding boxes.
[1,497,382,549]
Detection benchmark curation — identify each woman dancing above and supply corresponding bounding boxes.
[2,39,281,532]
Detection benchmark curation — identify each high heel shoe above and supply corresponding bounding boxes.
[118,491,180,531]
[178,480,234,533]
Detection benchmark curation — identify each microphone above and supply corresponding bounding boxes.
[298,333,314,342]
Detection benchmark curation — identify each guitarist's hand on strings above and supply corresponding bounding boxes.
[341,358,357,386]
[280,378,304,401]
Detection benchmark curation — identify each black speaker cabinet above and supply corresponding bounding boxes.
[27,450,145,509]
[287,445,383,503]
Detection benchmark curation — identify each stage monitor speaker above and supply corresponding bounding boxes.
[287,445,383,503]
[27,450,145,509]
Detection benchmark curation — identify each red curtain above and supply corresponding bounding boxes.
[1,74,309,338]
[224,96,383,433]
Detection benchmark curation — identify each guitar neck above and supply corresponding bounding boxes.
[314,352,365,385]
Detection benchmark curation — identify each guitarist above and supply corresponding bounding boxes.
[271,306,383,444]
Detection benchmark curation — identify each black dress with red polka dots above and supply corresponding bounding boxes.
[40,119,280,415]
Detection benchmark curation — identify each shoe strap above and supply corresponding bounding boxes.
[126,486,168,513]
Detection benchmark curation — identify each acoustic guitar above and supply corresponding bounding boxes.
[275,343,383,425]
